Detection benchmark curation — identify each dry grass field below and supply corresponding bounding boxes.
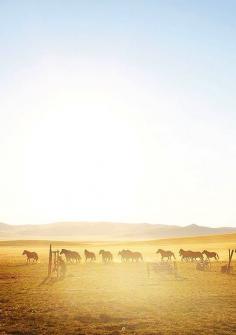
[0,233,235,335]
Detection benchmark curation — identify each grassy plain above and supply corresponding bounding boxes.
[0,233,235,335]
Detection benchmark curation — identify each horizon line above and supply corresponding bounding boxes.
[0,220,235,229]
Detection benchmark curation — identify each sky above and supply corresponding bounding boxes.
[0,1,236,227]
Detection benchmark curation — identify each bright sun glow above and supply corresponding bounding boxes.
[0,57,154,224]
[1,53,236,227]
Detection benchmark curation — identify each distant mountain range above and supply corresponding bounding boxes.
[0,221,235,240]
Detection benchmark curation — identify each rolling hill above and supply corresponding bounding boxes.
[0,221,235,240]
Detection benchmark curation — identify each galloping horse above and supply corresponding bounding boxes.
[179,249,191,262]
[156,249,175,261]
[131,251,143,262]
[179,249,203,262]
[70,251,81,263]
[118,250,132,262]
[189,251,203,261]
[202,250,219,261]
[60,249,81,263]
[22,250,38,263]
[84,249,96,262]
[118,250,143,262]
[99,250,113,263]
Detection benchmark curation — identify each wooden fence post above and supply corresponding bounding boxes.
[56,250,59,278]
[48,244,52,277]
[227,249,234,273]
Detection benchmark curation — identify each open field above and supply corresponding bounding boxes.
[0,233,235,335]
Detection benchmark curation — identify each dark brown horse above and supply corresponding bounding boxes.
[202,250,219,261]
[22,250,38,263]
[99,250,113,263]
[84,249,96,262]
[179,249,203,262]
[179,249,190,262]
[189,251,203,261]
[156,249,175,261]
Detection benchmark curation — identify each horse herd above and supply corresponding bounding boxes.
[22,248,219,263]
[157,249,219,261]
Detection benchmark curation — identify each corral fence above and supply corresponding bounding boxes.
[48,244,60,278]
[221,249,235,274]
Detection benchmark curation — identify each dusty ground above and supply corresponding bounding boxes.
[0,234,235,335]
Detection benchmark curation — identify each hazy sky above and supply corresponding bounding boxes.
[0,1,236,227]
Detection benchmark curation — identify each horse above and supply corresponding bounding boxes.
[60,249,71,263]
[70,251,81,263]
[179,249,203,262]
[99,250,113,263]
[118,250,143,262]
[60,249,81,263]
[156,249,175,261]
[131,251,143,262]
[202,250,219,261]
[179,249,191,262]
[189,251,203,262]
[84,249,96,262]
[22,250,38,263]
[118,250,133,262]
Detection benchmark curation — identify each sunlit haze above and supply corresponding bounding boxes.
[0,1,236,227]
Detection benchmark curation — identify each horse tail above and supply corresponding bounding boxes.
[35,253,39,261]
[216,253,219,260]
[172,252,176,259]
